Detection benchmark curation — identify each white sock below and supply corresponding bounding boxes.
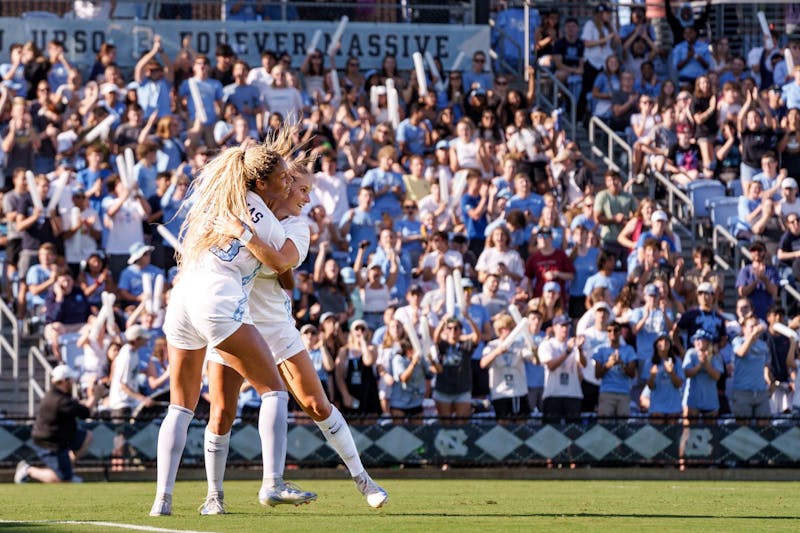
[204,427,230,497]
[315,406,365,478]
[259,390,288,490]
[155,404,194,496]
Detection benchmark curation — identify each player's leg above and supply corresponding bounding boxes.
[200,361,244,515]
[214,325,315,507]
[151,345,206,516]
[280,351,389,508]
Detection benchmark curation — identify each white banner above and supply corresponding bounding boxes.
[0,18,489,72]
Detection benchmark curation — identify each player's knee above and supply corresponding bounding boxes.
[304,394,332,420]
[208,405,236,433]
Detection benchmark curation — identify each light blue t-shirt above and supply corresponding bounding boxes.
[593,344,637,394]
[628,306,674,372]
[178,77,224,125]
[361,168,404,220]
[731,336,769,392]
[136,77,172,118]
[671,40,711,81]
[781,81,800,110]
[683,348,723,411]
[390,354,427,409]
[508,193,544,221]
[396,118,430,156]
[648,359,685,415]
[118,263,165,299]
[570,248,599,297]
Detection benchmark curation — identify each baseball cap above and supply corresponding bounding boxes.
[552,314,571,326]
[595,3,610,13]
[696,282,714,294]
[408,283,424,295]
[340,267,356,284]
[461,278,474,289]
[651,210,668,223]
[595,301,611,312]
[51,364,77,382]
[497,189,513,200]
[782,177,798,190]
[351,319,369,330]
[691,329,713,342]
[319,312,336,323]
[676,122,692,134]
[300,324,317,335]
[128,241,155,265]
[435,140,449,150]
[644,283,661,296]
[125,325,151,342]
[543,281,561,293]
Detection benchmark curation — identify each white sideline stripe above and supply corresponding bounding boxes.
[0,519,218,533]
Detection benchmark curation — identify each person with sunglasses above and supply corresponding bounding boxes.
[593,320,637,419]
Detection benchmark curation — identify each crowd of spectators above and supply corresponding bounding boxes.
[1,1,799,427]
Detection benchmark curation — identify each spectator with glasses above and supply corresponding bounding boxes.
[462,51,493,91]
[736,242,779,321]
[594,321,637,419]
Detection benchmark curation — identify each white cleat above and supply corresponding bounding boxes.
[354,472,389,508]
[14,460,30,484]
[259,481,318,507]
[199,493,225,515]
[149,493,172,516]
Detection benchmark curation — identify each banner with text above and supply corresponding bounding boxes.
[0,18,489,72]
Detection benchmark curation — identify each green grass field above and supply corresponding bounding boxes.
[3,479,799,532]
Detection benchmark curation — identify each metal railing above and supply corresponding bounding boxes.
[0,297,20,380]
[588,117,633,183]
[488,17,524,78]
[2,0,475,23]
[711,223,750,273]
[534,67,577,142]
[28,346,53,417]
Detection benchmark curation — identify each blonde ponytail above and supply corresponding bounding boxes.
[178,124,300,268]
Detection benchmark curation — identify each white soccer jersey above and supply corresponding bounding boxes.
[250,215,310,329]
[191,191,285,290]
[164,191,286,349]
[207,215,310,364]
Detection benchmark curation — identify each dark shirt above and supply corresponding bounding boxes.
[15,193,59,252]
[767,333,791,382]
[45,287,91,325]
[553,37,584,69]
[778,230,800,267]
[676,307,727,344]
[741,127,777,167]
[610,90,637,132]
[211,67,234,87]
[434,340,475,395]
[31,387,90,451]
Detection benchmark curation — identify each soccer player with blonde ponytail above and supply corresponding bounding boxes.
[150,129,310,517]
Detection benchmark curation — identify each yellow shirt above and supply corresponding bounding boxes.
[403,174,430,202]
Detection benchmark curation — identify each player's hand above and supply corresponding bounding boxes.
[213,213,248,240]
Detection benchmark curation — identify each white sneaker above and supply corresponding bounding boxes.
[149,493,172,516]
[258,481,317,507]
[199,493,225,515]
[354,472,389,508]
[14,460,29,484]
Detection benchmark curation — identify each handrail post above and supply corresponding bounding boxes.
[523,2,530,82]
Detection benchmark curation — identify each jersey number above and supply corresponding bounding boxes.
[210,240,243,262]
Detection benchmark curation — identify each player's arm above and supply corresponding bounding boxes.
[213,213,299,274]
